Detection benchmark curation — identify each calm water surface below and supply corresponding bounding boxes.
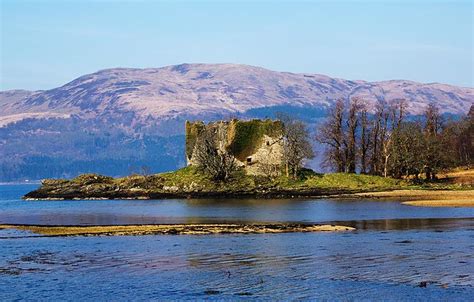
[1,184,473,300]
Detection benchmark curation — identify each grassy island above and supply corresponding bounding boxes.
[23,166,473,205]
[23,166,399,199]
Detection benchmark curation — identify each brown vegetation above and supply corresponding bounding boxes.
[192,126,238,181]
[279,114,315,179]
[0,223,355,236]
[354,189,474,208]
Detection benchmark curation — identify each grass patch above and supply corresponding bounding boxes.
[305,173,402,190]
[27,167,473,200]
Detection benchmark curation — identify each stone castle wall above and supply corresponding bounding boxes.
[185,119,284,175]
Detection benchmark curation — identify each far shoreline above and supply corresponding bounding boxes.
[0,181,41,185]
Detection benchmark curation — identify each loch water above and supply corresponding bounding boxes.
[1,184,473,300]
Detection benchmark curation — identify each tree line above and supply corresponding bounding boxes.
[317,99,473,179]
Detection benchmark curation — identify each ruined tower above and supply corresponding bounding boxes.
[185,119,284,175]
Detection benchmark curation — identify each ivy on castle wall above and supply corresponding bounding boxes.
[226,119,283,161]
[185,121,205,160]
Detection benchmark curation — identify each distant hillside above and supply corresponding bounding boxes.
[1,63,473,181]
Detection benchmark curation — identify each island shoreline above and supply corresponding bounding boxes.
[23,189,474,208]
[23,188,372,201]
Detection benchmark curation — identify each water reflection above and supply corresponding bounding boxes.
[2,197,474,226]
[329,217,474,231]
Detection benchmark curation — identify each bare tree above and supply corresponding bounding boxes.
[390,99,407,131]
[457,105,474,165]
[423,103,443,180]
[345,98,362,173]
[424,103,442,135]
[379,99,407,177]
[193,128,238,181]
[382,136,392,178]
[359,101,371,174]
[257,159,282,179]
[369,100,384,175]
[317,99,346,172]
[140,165,151,176]
[279,114,314,179]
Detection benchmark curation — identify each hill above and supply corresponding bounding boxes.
[1,64,473,181]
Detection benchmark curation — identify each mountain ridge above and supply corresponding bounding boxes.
[0,63,472,181]
[1,63,472,128]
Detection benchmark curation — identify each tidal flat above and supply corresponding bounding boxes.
[353,190,474,207]
[0,223,354,236]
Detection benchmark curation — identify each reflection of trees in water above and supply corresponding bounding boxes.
[332,217,474,231]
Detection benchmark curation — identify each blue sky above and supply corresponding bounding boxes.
[1,0,472,90]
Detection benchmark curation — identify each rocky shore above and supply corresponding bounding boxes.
[23,186,362,200]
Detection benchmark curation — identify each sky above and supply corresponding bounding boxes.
[1,0,472,91]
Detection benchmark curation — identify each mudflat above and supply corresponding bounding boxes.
[0,223,355,236]
[354,190,474,207]
[402,200,474,207]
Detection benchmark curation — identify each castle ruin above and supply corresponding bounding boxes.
[185,119,284,175]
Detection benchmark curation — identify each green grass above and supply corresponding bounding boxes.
[72,173,113,185]
[36,166,470,199]
[111,166,256,193]
[62,168,406,193]
[155,167,405,192]
[160,166,210,185]
[304,173,402,190]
